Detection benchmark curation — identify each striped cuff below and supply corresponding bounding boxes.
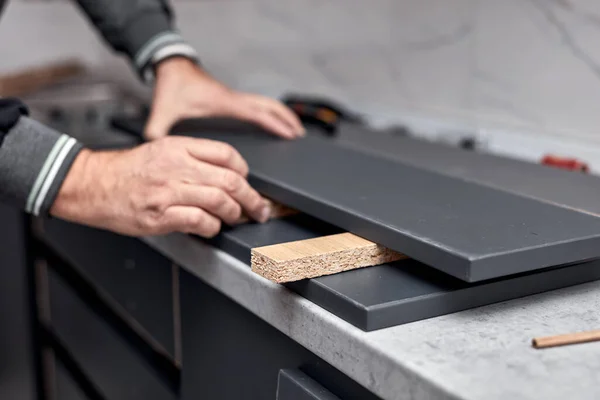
[25,134,83,216]
[0,117,83,215]
[134,31,199,83]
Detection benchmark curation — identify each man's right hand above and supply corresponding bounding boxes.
[50,136,271,238]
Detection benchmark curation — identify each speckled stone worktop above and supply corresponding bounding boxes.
[143,233,600,400]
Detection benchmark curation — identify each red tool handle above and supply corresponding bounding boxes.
[541,155,589,173]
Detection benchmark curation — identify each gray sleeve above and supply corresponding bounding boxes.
[0,117,83,215]
[71,0,199,81]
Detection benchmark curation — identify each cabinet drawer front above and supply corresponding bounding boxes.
[49,268,177,400]
[41,217,176,358]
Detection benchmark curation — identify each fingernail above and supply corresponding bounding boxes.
[258,204,271,223]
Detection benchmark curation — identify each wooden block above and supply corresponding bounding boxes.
[251,233,406,283]
[235,198,299,225]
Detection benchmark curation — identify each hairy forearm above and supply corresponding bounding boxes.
[49,148,118,226]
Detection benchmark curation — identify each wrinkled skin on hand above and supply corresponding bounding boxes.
[51,136,271,238]
[144,57,305,141]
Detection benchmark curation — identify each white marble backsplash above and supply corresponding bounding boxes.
[4,0,600,167]
[175,0,600,140]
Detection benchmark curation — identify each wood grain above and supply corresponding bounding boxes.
[532,329,600,349]
[251,232,406,283]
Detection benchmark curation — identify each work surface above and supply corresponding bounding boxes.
[144,233,600,400]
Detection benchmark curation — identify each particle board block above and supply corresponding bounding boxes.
[251,232,405,283]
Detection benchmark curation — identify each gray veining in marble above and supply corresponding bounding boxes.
[143,233,600,400]
[171,0,600,165]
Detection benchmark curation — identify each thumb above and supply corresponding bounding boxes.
[144,106,178,141]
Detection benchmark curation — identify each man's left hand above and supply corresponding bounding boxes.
[144,57,305,141]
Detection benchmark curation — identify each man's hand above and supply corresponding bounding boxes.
[50,136,271,238]
[144,57,305,141]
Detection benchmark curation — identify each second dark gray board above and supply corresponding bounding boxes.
[205,213,600,331]
[113,117,600,282]
[331,123,600,216]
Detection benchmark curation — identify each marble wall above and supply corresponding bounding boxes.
[3,0,600,168]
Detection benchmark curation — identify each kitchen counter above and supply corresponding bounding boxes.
[28,85,600,399]
[143,233,600,400]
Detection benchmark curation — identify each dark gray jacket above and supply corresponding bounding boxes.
[0,0,198,215]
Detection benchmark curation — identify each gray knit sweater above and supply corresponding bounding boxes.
[0,0,198,215]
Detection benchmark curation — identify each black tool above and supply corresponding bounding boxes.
[281,93,364,135]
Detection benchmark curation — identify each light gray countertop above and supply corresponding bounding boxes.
[143,233,600,400]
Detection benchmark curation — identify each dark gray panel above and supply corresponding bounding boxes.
[332,123,600,216]
[277,369,340,400]
[193,131,600,282]
[112,116,600,282]
[203,214,600,331]
[0,205,33,400]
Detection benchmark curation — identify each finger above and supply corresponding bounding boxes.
[184,138,249,177]
[176,185,242,225]
[144,105,178,141]
[216,166,270,223]
[162,205,222,238]
[261,97,305,136]
[227,98,295,139]
[185,160,270,222]
[236,94,304,137]
[252,110,297,139]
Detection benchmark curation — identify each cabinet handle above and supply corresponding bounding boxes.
[276,369,340,400]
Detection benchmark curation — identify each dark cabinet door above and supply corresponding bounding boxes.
[179,268,380,400]
[0,206,33,400]
[55,361,88,400]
